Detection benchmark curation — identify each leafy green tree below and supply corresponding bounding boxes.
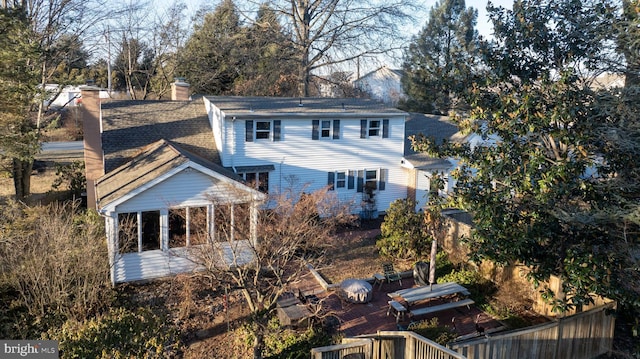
[0,7,41,200]
[401,0,480,114]
[414,0,640,312]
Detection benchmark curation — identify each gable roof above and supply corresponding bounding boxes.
[101,98,219,173]
[403,113,464,170]
[95,139,245,209]
[354,66,404,83]
[205,96,406,118]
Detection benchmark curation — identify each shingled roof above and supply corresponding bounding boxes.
[96,139,241,208]
[101,98,218,173]
[404,113,465,170]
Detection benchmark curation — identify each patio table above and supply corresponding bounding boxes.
[388,282,470,305]
[340,279,373,303]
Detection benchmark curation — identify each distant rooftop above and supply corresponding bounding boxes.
[403,113,462,170]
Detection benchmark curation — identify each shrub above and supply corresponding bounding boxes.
[377,199,430,260]
[409,317,457,345]
[239,317,336,359]
[0,201,111,323]
[45,307,179,358]
[51,161,85,197]
[437,269,482,287]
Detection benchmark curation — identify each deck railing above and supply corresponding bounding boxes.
[449,302,616,359]
[311,331,466,359]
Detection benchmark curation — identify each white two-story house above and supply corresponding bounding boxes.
[203,96,408,218]
[81,80,462,284]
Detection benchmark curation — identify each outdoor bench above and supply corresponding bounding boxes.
[409,298,474,317]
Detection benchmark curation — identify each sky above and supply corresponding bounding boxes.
[153,0,514,72]
[156,0,513,39]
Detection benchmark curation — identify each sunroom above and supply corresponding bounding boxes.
[95,140,265,284]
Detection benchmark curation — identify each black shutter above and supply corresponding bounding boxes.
[360,119,367,138]
[333,120,340,139]
[379,168,388,191]
[347,170,355,189]
[312,120,319,140]
[245,120,254,142]
[382,119,389,138]
[273,120,281,141]
[357,170,364,192]
[327,172,335,190]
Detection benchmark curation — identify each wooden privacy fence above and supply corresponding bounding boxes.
[449,302,616,359]
[311,331,466,359]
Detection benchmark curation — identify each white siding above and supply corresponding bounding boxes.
[219,116,407,213]
[416,170,431,211]
[115,169,225,213]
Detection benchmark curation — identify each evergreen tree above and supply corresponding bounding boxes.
[0,7,41,199]
[113,37,155,99]
[401,0,480,114]
[179,0,244,94]
[233,3,298,96]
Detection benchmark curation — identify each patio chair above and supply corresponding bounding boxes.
[382,263,402,287]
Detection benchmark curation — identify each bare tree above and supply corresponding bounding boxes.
[193,180,356,359]
[148,2,190,99]
[238,0,419,97]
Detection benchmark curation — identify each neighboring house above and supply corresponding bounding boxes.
[353,66,406,106]
[44,84,110,108]
[401,113,467,211]
[81,80,466,283]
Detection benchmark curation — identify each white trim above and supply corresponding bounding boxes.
[100,161,265,212]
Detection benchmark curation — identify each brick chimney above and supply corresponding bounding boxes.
[80,85,104,210]
[171,78,190,101]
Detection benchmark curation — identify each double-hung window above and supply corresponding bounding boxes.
[246,120,281,142]
[312,119,340,140]
[327,171,347,190]
[255,121,271,139]
[355,168,388,192]
[329,169,388,192]
[360,119,389,139]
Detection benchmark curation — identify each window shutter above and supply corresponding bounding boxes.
[327,172,335,190]
[245,120,254,142]
[312,120,319,140]
[347,170,355,189]
[333,120,340,139]
[379,168,388,191]
[357,170,364,192]
[360,119,367,138]
[382,119,389,138]
[273,120,281,141]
